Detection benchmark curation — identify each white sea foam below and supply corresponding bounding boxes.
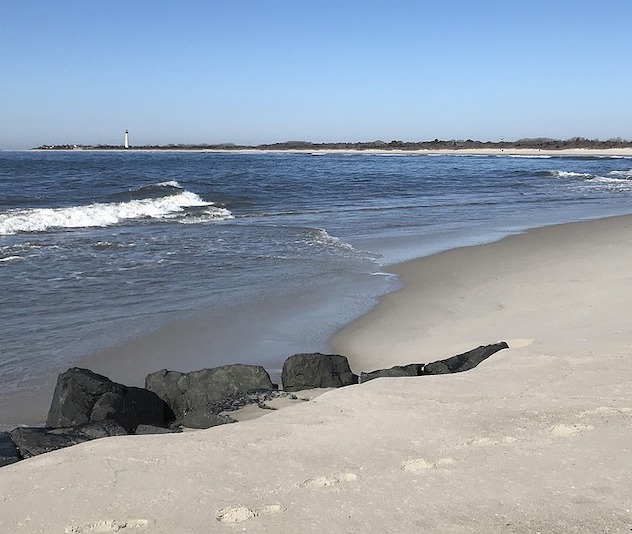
[607,169,632,179]
[507,154,552,159]
[0,255,21,262]
[0,191,232,235]
[549,170,594,179]
[370,271,398,278]
[591,176,632,189]
[156,180,183,188]
[309,228,355,251]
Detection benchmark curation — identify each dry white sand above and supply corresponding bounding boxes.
[2,215,632,533]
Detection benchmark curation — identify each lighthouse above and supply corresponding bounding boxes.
[124,129,129,149]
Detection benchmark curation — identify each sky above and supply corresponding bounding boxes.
[2,0,631,149]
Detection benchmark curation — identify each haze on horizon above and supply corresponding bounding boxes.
[2,0,631,151]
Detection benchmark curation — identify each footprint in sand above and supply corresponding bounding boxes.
[298,472,358,488]
[65,519,150,533]
[580,406,632,417]
[402,457,456,472]
[216,504,284,524]
[549,423,594,437]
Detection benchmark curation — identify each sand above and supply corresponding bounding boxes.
[224,147,632,158]
[34,146,632,157]
[2,215,632,533]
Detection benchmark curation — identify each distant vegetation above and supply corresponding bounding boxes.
[33,137,632,151]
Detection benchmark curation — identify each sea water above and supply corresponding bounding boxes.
[2,150,632,426]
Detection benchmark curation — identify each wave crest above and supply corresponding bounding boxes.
[0,189,233,235]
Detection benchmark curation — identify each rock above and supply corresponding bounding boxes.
[134,424,181,435]
[145,364,275,423]
[46,368,116,428]
[90,386,168,433]
[47,367,169,432]
[180,410,236,430]
[144,369,188,421]
[0,432,20,467]
[281,353,358,392]
[10,420,127,459]
[207,389,295,414]
[423,342,509,375]
[359,363,424,384]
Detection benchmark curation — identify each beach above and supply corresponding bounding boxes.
[1,213,631,532]
[7,149,632,433]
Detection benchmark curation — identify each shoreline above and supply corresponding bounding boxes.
[332,213,632,370]
[25,147,632,157]
[2,213,632,531]
[1,211,631,431]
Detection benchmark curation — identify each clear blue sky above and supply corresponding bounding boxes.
[2,0,631,149]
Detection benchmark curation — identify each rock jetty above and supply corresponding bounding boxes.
[1,343,507,467]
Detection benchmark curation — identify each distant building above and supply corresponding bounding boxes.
[124,130,129,149]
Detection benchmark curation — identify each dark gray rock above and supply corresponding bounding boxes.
[180,410,236,430]
[145,364,275,424]
[134,424,181,435]
[9,420,127,459]
[46,368,116,428]
[144,369,188,420]
[206,389,296,414]
[282,353,358,392]
[423,342,509,375]
[359,363,424,384]
[0,432,20,467]
[47,367,169,432]
[90,386,168,433]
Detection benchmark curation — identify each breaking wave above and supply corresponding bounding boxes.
[307,228,356,251]
[543,168,632,191]
[546,170,595,179]
[0,186,233,235]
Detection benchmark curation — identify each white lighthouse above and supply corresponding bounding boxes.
[124,129,129,149]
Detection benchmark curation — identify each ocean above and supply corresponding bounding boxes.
[2,150,632,428]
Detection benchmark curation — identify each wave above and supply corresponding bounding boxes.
[0,187,233,235]
[305,228,356,252]
[107,180,184,202]
[156,180,182,188]
[545,170,594,179]
[607,169,632,179]
[541,168,632,191]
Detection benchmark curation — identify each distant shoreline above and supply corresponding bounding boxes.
[27,147,632,157]
[28,136,632,155]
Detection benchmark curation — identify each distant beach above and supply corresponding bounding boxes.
[30,146,632,158]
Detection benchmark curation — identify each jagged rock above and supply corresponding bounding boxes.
[281,353,358,392]
[145,364,275,423]
[359,363,424,384]
[9,420,127,459]
[423,342,509,375]
[134,424,181,435]
[47,367,169,432]
[0,432,20,467]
